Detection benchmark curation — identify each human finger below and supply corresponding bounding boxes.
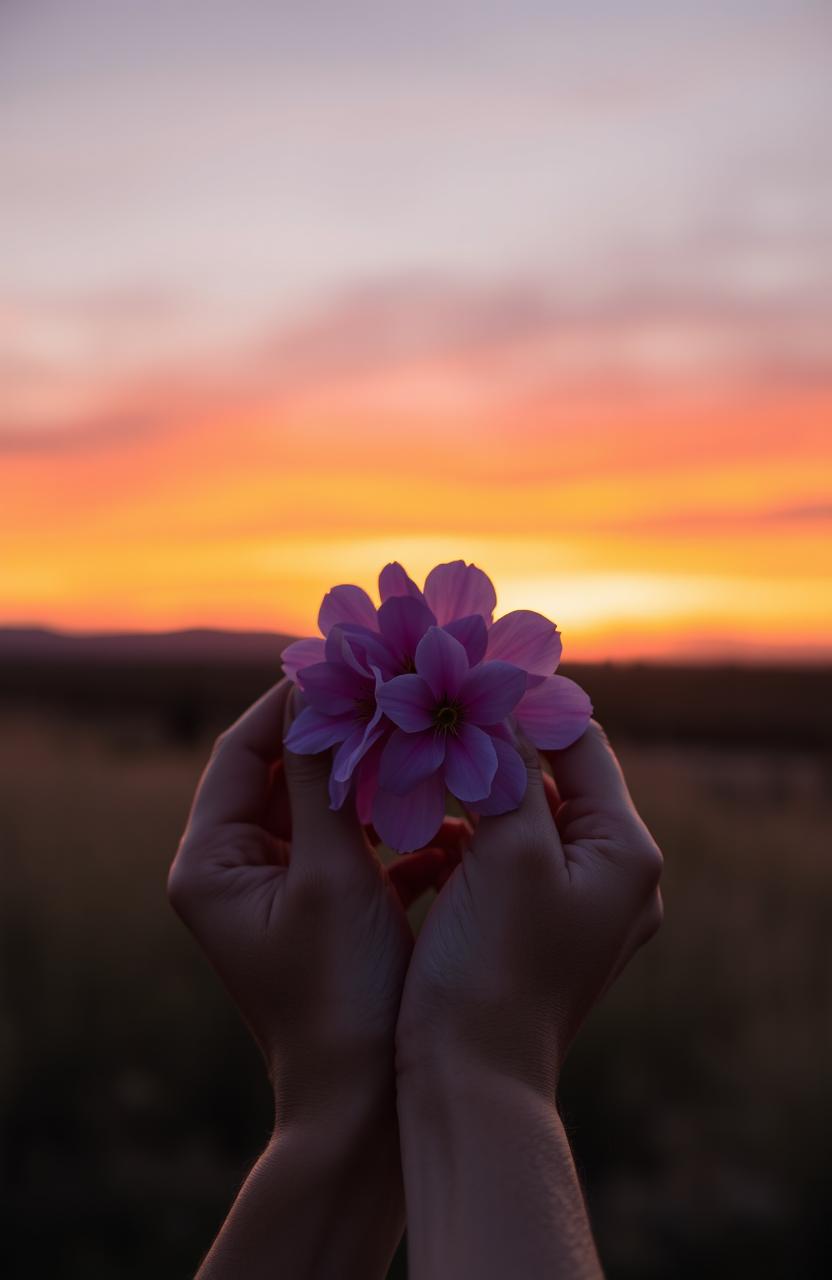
[544,721,662,885]
[471,733,566,870]
[185,680,293,836]
[281,693,371,870]
[598,887,665,1000]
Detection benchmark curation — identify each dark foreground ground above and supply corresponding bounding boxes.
[1,636,830,1277]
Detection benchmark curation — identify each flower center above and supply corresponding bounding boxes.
[433,700,461,734]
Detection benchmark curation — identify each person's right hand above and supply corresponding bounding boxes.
[396,721,664,1094]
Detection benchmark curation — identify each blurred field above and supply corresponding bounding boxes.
[1,650,831,1278]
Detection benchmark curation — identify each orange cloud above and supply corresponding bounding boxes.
[2,274,830,660]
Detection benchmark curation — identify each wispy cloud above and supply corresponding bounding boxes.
[3,241,831,455]
[1,0,830,655]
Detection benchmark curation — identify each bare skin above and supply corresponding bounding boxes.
[168,680,453,1279]
[396,725,663,1280]
[169,680,662,1278]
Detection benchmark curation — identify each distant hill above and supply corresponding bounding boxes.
[1,627,830,748]
[0,626,292,663]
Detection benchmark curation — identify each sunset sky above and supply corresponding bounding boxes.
[2,0,830,661]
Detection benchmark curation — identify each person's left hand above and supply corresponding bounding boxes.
[167,678,466,1279]
[168,678,460,1127]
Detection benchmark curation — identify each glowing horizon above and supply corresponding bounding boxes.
[2,1,830,663]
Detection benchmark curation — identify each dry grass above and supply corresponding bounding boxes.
[1,702,830,1278]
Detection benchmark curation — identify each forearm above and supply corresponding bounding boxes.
[398,1053,603,1280]
[198,1091,404,1280]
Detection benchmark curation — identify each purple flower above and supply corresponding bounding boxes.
[281,558,594,846]
[284,624,388,809]
[281,559,496,686]
[373,626,528,852]
[280,583,376,682]
[376,560,591,752]
[281,567,495,817]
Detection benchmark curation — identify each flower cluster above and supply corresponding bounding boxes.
[282,560,592,852]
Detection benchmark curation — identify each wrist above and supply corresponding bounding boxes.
[268,1084,401,1181]
[398,1040,561,1133]
[396,1013,561,1108]
[268,1029,399,1131]
[268,1065,404,1232]
[203,1077,404,1280]
[396,1051,591,1280]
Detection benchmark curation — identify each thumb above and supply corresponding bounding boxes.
[281,691,368,868]
[472,730,566,870]
[542,720,663,884]
[542,720,649,845]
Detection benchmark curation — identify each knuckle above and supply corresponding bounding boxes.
[166,827,222,913]
[166,859,194,914]
[287,866,337,916]
[556,796,596,836]
[587,718,611,748]
[524,759,545,791]
[515,733,542,774]
[205,730,235,773]
[635,837,664,888]
[285,751,331,790]
[639,892,664,944]
[473,804,558,872]
[649,893,665,934]
[616,817,663,890]
[510,825,557,873]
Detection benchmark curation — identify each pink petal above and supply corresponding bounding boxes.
[284,705,353,753]
[329,771,352,811]
[324,711,386,808]
[444,722,498,802]
[379,727,446,795]
[281,637,326,684]
[331,714,385,785]
[515,674,593,750]
[378,561,425,602]
[469,736,528,815]
[458,660,527,725]
[486,610,562,677]
[325,624,371,675]
[423,560,497,626]
[377,596,436,667]
[372,770,447,853]
[376,673,436,731]
[332,624,399,678]
[318,584,379,636]
[298,661,366,715]
[443,614,488,666]
[325,622,395,679]
[414,625,468,699]
[355,737,384,824]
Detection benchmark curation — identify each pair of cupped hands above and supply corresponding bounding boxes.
[168,677,663,1278]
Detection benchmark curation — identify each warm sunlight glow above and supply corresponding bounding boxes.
[2,1,831,661]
